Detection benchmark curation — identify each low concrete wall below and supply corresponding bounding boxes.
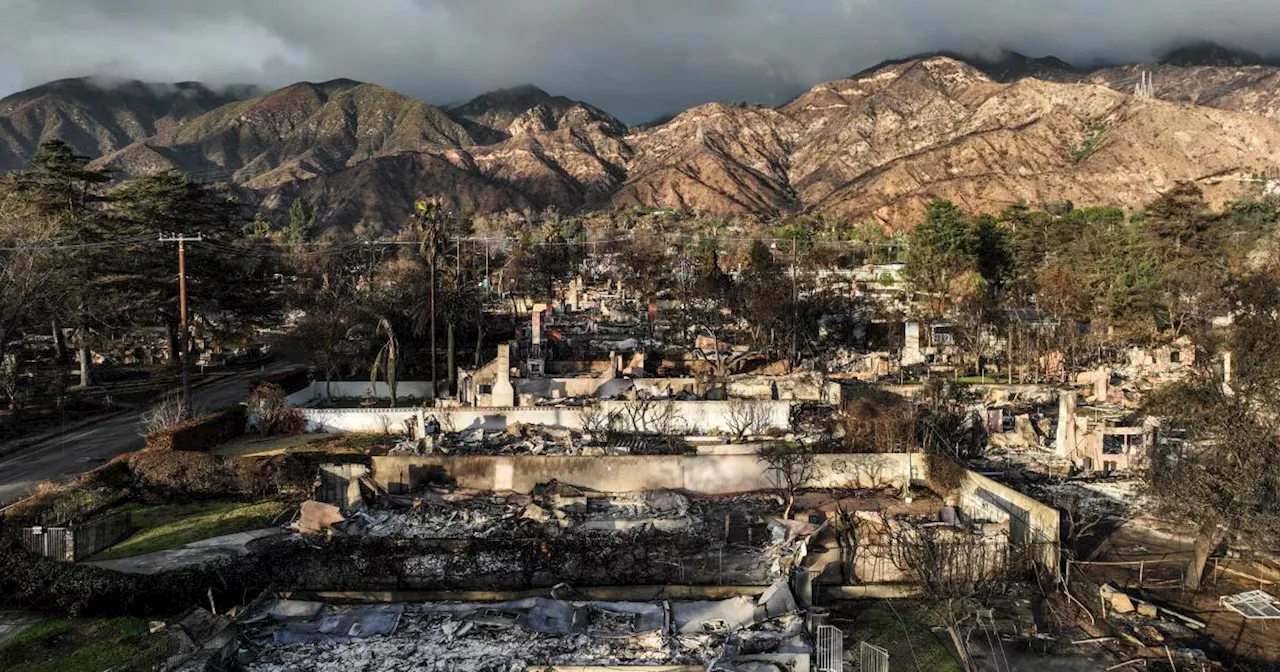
[371,452,923,495]
[288,381,437,406]
[301,400,797,435]
[302,408,420,434]
[954,470,1061,573]
[594,400,795,434]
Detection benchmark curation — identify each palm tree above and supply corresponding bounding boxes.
[367,315,399,408]
[407,198,445,401]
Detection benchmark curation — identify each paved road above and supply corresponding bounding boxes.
[0,367,288,505]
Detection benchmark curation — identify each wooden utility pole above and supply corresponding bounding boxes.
[160,233,203,413]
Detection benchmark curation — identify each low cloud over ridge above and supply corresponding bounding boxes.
[2,0,1279,122]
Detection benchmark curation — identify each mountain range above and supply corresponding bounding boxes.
[5,43,1280,230]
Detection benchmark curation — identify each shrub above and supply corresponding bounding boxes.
[138,391,191,437]
[146,406,246,452]
[126,451,234,500]
[248,383,306,436]
[253,368,310,395]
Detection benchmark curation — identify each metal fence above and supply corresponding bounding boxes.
[860,641,889,672]
[815,624,843,672]
[19,511,133,561]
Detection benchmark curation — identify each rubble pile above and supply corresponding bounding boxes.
[241,590,808,672]
[358,489,750,540]
[414,425,594,457]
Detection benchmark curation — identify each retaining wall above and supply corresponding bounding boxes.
[954,470,1061,572]
[287,381,438,406]
[299,400,796,435]
[371,452,924,495]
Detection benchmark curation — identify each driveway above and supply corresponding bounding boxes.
[0,366,294,505]
[85,528,285,575]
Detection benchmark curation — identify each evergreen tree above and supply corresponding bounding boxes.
[111,170,278,359]
[286,198,316,244]
[904,200,979,319]
[0,141,114,387]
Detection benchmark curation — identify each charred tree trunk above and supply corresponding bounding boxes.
[446,321,456,395]
[165,318,179,364]
[51,318,67,363]
[76,337,92,389]
[474,320,486,369]
[1186,528,1219,590]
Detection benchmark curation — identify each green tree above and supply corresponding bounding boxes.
[285,198,316,244]
[111,170,277,362]
[1,141,113,388]
[1140,183,1229,339]
[905,200,979,319]
[736,240,790,356]
[971,214,1012,288]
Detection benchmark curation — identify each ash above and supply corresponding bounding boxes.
[242,602,806,672]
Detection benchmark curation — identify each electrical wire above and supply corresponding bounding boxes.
[2,229,905,254]
[0,235,158,251]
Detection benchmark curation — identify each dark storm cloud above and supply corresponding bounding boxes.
[2,0,1279,122]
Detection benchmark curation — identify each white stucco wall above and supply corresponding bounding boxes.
[299,400,797,435]
[288,381,437,406]
[371,452,925,494]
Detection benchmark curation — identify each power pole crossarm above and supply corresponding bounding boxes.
[159,233,204,413]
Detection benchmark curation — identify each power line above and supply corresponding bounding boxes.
[3,229,905,254]
[0,235,158,251]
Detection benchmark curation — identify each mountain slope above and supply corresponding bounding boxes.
[0,77,254,171]
[779,56,1280,226]
[93,80,474,188]
[261,150,534,227]
[616,103,799,215]
[445,84,626,144]
[11,48,1280,230]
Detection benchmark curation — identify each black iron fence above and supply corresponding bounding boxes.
[18,511,134,561]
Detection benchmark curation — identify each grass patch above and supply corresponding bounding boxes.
[88,499,289,561]
[214,432,388,458]
[954,376,1003,384]
[1070,118,1108,164]
[0,617,167,672]
[838,603,961,672]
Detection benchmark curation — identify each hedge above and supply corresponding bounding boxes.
[146,406,246,452]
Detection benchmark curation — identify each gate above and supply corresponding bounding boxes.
[815,624,843,672]
[19,512,133,561]
[20,526,73,561]
[860,641,889,672]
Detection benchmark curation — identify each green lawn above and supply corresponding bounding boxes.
[838,603,962,672]
[954,376,1003,384]
[0,617,170,672]
[88,499,289,561]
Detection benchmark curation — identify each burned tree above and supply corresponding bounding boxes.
[725,398,773,441]
[1143,263,1280,589]
[887,521,1018,672]
[758,442,818,517]
[618,397,683,436]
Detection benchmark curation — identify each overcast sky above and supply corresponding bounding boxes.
[2,0,1279,123]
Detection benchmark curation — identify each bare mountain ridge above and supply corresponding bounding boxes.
[0,77,256,172]
[7,44,1280,228]
[93,79,477,189]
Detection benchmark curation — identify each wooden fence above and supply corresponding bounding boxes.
[19,511,134,562]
